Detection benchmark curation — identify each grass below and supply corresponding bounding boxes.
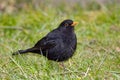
[0,4,120,80]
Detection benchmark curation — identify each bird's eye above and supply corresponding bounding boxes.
[65,23,68,27]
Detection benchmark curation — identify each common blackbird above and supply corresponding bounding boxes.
[13,19,78,62]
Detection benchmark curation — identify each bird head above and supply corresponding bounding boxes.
[59,19,78,27]
[58,19,78,32]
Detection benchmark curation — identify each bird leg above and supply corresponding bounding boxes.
[59,62,67,71]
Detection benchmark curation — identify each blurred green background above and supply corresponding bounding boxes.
[0,0,120,80]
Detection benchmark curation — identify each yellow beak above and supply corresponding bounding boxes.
[71,22,79,26]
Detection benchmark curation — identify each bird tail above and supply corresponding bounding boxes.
[12,47,37,55]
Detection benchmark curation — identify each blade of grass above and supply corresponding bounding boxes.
[9,56,28,78]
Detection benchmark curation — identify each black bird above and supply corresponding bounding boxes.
[13,19,78,62]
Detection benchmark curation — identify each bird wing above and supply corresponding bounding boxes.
[34,37,57,50]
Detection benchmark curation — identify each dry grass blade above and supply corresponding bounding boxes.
[51,71,84,76]
[9,56,28,78]
[0,26,23,30]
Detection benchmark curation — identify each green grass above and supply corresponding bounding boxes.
[0,5,120,80]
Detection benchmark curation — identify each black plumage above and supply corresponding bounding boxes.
[13,19,78,62]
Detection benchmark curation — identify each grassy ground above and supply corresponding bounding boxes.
[0,5,120,80]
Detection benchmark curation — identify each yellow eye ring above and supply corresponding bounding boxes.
[65,23,68,27]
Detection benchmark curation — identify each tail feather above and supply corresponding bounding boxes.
[12,47,37,55]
